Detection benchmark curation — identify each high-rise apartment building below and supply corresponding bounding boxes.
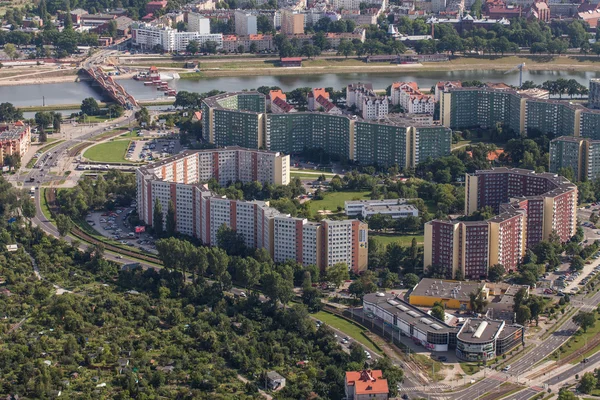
[439,85,600,138]
[425,168,577,279]
[187,12,211,34]
[590,79,600,109]
[201,92,451,168]
[137,150,368,273]
[132,23,223,52]
[0,121,31,166]
[281,9,304,34]
[550,136,600,182]
[234,10,257,36]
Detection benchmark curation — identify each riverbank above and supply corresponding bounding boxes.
[181,54,600,79]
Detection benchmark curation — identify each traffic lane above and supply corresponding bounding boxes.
[451,375,509,400]
[544,351,600,385]
[503,388,539,400]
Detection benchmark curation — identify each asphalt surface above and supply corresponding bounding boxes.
[502,388,540,400]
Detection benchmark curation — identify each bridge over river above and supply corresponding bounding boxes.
[85,67,138,109]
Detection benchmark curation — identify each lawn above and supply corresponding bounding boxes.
[308,191,371,214]
[370,234,424,248]
[40,188,53,221]
[83,140,131,163]
[290,169,336,180]
[550,312,600,363]
[313,311,382,355]
[460,362,481,375]
[85,115,114,123]
[93,129,129,141]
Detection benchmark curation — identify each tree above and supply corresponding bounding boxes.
[403,273,420,288]
[326,262,349,288]
[135,107,151,126]
[81,97,100,116]
[570,255,584,272]
[516,305,531,325]
[4,43,21,60]
[52,112,62,133]
[166,200,176,236]
[107,20,118,38]
[262,270,293,305]
[0,102,23,122]
[35,112,53,134]
[469,287,488,313]
[153,198,163,236]
[55,214,73,237]
[431,301,446,321]
[573,311,596,333]
[176,21,187,32]
[488,264,505,282]
[216,224,247,257]
[337,39,354,58]
[185,39,199,54]
[302,287,322,312]
[557,388,578,400]
[201,40,218,54]
[578,373,596,394]
[257,14,274,34]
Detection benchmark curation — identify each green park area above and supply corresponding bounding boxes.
[83,140,131,163]
[308,191,370,214]
[370,234,424,248]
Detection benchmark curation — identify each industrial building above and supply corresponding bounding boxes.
[425,168,577,279]
[344,199,418,219]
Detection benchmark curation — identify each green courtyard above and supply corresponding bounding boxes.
[83,140,131,163]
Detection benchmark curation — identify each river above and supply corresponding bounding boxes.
[4,69,600,107]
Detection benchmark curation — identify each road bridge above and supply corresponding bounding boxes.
[85,66,138,109]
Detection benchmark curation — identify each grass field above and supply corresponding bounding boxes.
[370,234,424,247]
[40,188,53,221]
[460,362,481,375]
[308,191,371,214]
[83,140,131,163]
[290,169,337,179]
[313,311,382,355]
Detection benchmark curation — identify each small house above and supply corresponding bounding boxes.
[266,371,286,390]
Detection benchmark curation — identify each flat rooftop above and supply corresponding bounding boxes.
[410,278,484,302]
[364,292,456,334]
[457,318,504,344]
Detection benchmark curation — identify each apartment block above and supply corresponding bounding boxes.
[391,81,435,115]
[137,155,367,272]
[0,121,31,167]
[426,168,577,278]
[187,12,211,34]
[590,79,600,109]
[132,23,223,51]
[201,92,266,148]
[550,136,600,182]
[202,92,451,168]
[281,9,304,34]
[440,85,600,137]
[234,10,257,36]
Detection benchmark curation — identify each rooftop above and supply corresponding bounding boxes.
[410,278,484,302]
[457,318,504,343]
[346,370,389,395]
[364,292,455,334]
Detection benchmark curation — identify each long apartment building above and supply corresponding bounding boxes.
[136,148,368,272]
[440,86,600,137]
[132,23,223,52]
[424,168,577,279]
[391,81,435,115]
[0,121,31,166]
[201,92,451,168]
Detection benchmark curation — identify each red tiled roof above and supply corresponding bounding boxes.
[310,88,329,100]
[269,89,286,102]
[346,370,389,396]
[281,57,302,62]
[272,97,295,112]
[315,94,336,111]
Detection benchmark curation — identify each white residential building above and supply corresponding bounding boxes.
[345,199,419,219]
[362,97,389,120]
[407,95,435,114]
[188,12,211,34]
[132,23,223,52]
[234,10,258,36]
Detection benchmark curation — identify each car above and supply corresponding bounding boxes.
[341,338,348,344]
[402,395,409,400]
[117,255,123,259]
[438,356,448,362]
[502,365,511,372]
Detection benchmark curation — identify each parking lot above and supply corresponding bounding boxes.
[125,138,182,162]
[86,204,158,255]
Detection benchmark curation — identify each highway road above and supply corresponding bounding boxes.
[503,388,540,400]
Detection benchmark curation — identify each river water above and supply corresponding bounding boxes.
[4,69,600,107]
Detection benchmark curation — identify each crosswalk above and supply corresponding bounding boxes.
[398,384,451,392]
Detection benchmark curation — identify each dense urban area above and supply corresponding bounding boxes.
[3,0,600,398]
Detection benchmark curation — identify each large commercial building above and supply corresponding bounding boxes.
[363,292,524,358]
[424,168,577,279]
[137,148,368,272]
[132,23,223,52]
[201,92,452,168]
[440,86,600,137]
[0,122,31,167]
